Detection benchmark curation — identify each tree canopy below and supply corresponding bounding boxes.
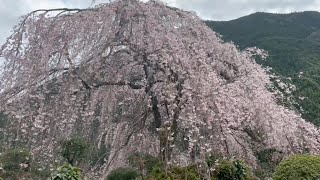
[0,0,319,178]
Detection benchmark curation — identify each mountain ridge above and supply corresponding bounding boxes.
[205,11,320,126]
[207,11,320,47]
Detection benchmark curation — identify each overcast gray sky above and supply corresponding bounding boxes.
[1,0,320,46]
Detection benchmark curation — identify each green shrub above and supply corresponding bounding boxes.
[128,153,159,174]
[148,163,202,180]
[206,154,224,168]
[0,149,30,172]
[89,144,110,167]
[0,149,31,179]
[50,164,83,180]
[0,149,50,179]
[211,159,254,180]
[147,158,252,180]
[59,137,89,166]
[273,154,320,180]
[106,167,139,180]
[255,148,283,178]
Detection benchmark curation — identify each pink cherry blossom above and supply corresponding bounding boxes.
[0,0,319,178]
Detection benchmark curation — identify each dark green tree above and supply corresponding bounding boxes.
[273,154,320,180]
[106,167,139,180]
[59,137,89,166]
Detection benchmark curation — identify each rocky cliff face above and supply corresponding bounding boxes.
[1,1,320,179]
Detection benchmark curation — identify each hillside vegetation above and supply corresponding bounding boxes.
[206,11,320,125]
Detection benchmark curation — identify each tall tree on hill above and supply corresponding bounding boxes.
[0,0,319,178]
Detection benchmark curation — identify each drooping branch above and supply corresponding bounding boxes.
[141,54,162,129]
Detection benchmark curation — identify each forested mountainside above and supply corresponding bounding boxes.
[206,11,320,126]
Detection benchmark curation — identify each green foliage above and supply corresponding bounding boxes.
[87,118,110,167]
[206,11,320,49]
[206,154,224,168]
[148,164,202,180]
[255,148,283,178]
[145,157,253,180]
[106,167,139,180]
[0,149,30,172]
[211,159,254,180]
[257,148,278,162]
[88,144,110,167]
[0,149,31,179]
[0,149,49,179]
[0,112,9,139]
[206,11,320,126]
[128,153,159,174]
[273,154,320,180]
[0,112,9,130]
[59,137,89,166]
[50,164,83,180]
[0,112,9,152]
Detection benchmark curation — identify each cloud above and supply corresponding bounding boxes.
[175,0,320,20]
[0,0,93,45]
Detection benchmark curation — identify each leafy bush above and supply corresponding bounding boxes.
[0,149,50,179]
[89,144,110,167]
[206,154,223,168]
[255,148,283,178]
[273,154,320,180]
[128,153,159,174]
[0,149,30,172]
[106,167,139,180]
[50,164,83,180]
[0,149,31,179]
[148,163,202,180]
[211,159,254,180]
[59,137,89,166]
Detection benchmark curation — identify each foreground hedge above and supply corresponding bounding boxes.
[273,154,320,180]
